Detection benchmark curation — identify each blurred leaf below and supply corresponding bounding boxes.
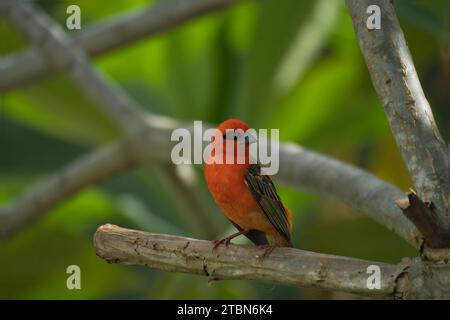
[226,1,259,54]
[270,46,361,144]
[0,188,132,299]
[5,75,119,146]
[0,21,27,54]
[299,202,416,264]
[116,194,183,235]
[97,36,171,115]
[166,15,222,119]
[149,272,257,299]
[242,0,339,124]
[396,0,443,39]
[272,0,341,99]
[0,117,85,175]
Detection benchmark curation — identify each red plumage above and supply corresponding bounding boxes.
[204,119,293,248]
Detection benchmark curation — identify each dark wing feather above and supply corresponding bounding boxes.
[229,219,269,246]
[244,164,292,245]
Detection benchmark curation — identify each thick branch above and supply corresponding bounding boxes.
[94,224,400,297]
[0,0,243,92]
[345,0,450,235]
[279,143,419,246]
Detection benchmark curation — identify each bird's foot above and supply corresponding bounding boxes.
[212,237,232,250]
[212,229,249,251]
[257,244,276,259]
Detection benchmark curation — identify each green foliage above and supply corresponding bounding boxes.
[0,0,447,299]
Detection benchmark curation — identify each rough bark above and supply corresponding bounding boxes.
[94,224,400,298]
[394,257,450,299]
[345,0,450,244]
[396,192,450,248]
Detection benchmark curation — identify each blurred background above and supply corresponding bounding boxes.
[0,0,448,299]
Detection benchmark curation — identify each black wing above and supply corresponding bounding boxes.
[244,164,292,246]
[229,219,269,246]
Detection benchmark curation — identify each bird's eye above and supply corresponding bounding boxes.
[222,132,238,140]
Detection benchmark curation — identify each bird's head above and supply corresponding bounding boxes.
[217,119,250,133]
[215,119,257,146]
[209,119,257,164]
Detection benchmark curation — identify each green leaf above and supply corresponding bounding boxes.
[242,0,340,124]
[396,0,443,39]
[4,75,119,146]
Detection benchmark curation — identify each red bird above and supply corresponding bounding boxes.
[204,119,293,250]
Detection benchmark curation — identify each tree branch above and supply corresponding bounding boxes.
[0,141,140,238]
[278,143,419,246]
[0,1,147,135]
[94,224,400,298]
[0,0,245,92]
[345,0,450,242]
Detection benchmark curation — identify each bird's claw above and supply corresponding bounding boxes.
[257,244,276,259]
[212,229,249,251]
[212,238,231,250]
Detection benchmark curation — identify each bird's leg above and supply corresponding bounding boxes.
[212,229,249,250]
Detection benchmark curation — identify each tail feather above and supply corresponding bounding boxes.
[273,232,294,247]
[245,229,270,246]
[229,219,269,246]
